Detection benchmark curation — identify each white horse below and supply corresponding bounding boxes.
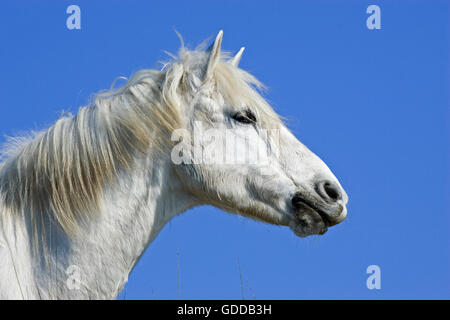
[0,31,348,299]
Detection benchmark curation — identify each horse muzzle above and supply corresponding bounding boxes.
[289,180,348,237]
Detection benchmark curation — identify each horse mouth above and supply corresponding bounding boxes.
[301,199,334,225]
[290,195,341,237]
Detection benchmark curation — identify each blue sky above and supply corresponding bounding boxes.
[0,0,448,299]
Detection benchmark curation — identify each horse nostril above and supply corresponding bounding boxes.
[317,181,342,202]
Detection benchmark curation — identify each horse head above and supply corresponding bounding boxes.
[170,31,348,237]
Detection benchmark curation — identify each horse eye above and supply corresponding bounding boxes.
[232,110,257,124]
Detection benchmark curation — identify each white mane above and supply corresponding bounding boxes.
[0,42,281,237]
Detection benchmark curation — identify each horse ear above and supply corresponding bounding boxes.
[204,30,223,82]
[229,47,245,68]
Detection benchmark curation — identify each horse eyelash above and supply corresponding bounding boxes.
[232,110,257,124]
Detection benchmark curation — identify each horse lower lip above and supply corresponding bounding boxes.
[293,197,332,227]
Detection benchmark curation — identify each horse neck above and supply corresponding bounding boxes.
[0,153,197,299]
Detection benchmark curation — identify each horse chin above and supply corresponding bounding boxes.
[288,206,331,238]
[289,218,328,238]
